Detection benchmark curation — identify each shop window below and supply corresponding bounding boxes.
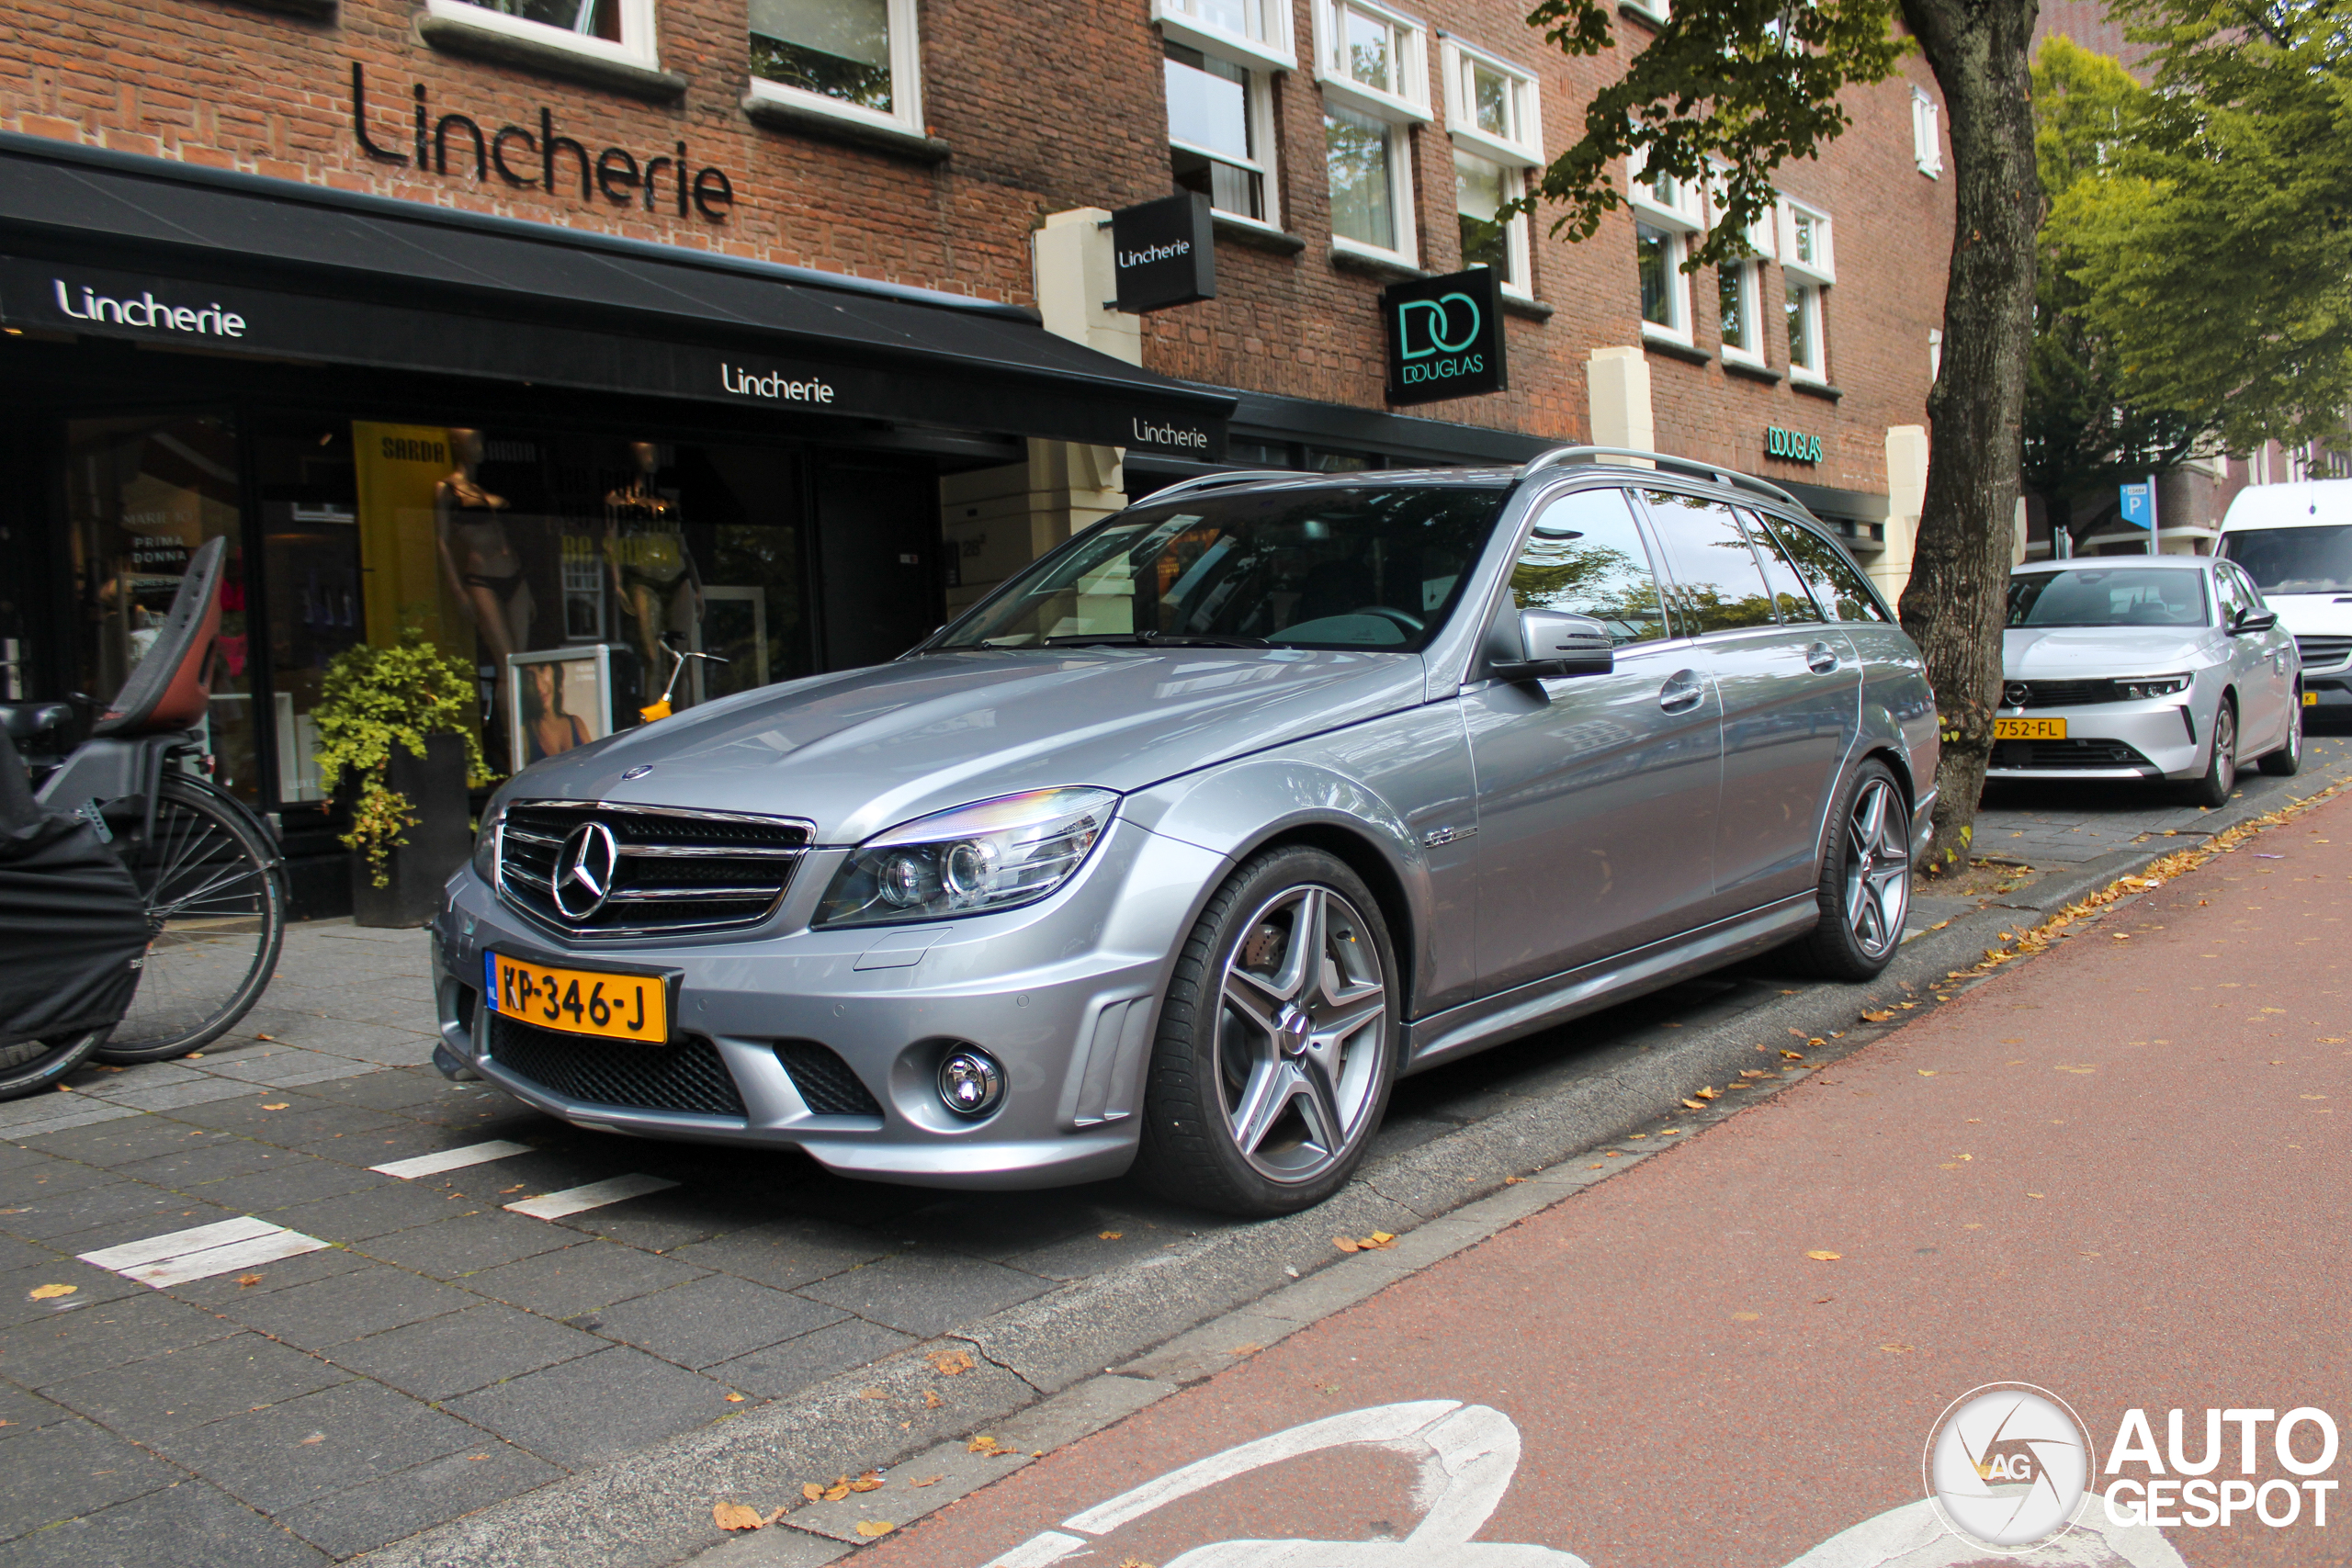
[1166,42,1277,224]
[1785,276,1827,380]
[1912,86,1944,176]
[748,0,923,137]
[64,413,259,804]
[424,0,662,72]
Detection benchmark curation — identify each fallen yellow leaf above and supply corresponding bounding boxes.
[1732,1310,1760,1321]
[928,1349,975,1376]
[849,1472,884,1493]
[923,1389,944,1409]
[1504,1175,1526,1184]
[27,1283,74,1301]
[1917,1069,1937,1077]
[1781,1049,1805,1061]
[1805,1250,1843,1261]
[801,1483,824,1503]
[1860,1009,1894,1022]
[1679,1098,1704,1110]
[724,1393,745,1403]
[855,1521,895,1538]
[235,1273,265,1288]
[261,1102,289,1111]
[1098,1230,1124,1240]
[909,1474,943,1487]
[1332,1235,1360,1253]
[712,1502,765,1532]
[969,1434,1007,1455]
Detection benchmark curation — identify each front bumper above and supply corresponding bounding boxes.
[429,818,1224,1189]
[1982,699,2206,782]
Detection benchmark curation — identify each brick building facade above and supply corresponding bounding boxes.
[0,0,1953,910]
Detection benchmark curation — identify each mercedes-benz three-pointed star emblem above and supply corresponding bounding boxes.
[551,820,620,921]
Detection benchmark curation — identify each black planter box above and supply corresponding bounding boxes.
[351,733,472,929]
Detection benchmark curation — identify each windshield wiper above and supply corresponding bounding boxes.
[1043,632,1272,649]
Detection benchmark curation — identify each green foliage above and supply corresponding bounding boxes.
[313,630,490,887]
[1520,0,1912,270]
[2058,0,2352,450]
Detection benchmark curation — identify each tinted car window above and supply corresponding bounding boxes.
[2222,525,2352,594]
[941,485,1507,651]
[1739,509,1824,624]
[1759,515,1887,623]
[2007,568,2210,627]
[1507,488,1673,645]
[1640,491,1778,635]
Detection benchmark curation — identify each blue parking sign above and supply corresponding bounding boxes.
[2119,480,2154,528]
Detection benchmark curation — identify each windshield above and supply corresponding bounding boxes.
[937,484,1509,652]
[2007,568,2210,628]
[2222,525,2352,594]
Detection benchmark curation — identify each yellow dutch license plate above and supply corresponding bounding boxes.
[2308,690,2321,706]
[487,953,668,1043]
[1994,716,2067,740]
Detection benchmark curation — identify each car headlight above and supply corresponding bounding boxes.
[815,787,1119,928]
[2117,674,2191,700]
[471,798,508,885]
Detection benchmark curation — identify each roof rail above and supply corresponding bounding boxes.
[1513,445,1811,514]
[1140,468,1304,504]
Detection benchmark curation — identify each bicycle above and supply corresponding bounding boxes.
[1,536,288,1077]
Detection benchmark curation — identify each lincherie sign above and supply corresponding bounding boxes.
[348,62,735,220]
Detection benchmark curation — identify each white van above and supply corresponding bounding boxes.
[2217,479,2352,713]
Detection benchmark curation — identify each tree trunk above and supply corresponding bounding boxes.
[1895,0,2043,874]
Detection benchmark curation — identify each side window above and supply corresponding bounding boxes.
[2229,563,2267,613]
[1739,509,1824,623]
[1508,488,1672,646]
[1759,514,1888,623]
[2211,567,2246,624]
[1640,491,1778,635]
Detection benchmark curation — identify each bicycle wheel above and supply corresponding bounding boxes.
[96,774,286,1063]
[0,1028,108,1099]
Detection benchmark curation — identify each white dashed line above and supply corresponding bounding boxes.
[369,1139,534,1179]
[78,1216,329,1288]
[504,1174,678,1220]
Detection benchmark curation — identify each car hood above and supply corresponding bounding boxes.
[2256,592,2352,637]
[2003,626,2215,676]
[503,648,1430,843]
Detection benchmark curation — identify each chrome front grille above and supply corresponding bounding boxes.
[497,800,812,938]
[2296,635,2352,671]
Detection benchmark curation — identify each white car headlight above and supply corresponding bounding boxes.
[815,787,1119,928]
[2117,674,2191,700]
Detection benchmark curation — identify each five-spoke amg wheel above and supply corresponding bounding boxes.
[1796,760,1910,981]
[1136,847,1399,1217]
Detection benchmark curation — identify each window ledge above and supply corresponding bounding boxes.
[1790,376,1844,401]
[1214,214,1306,254]
[1330,243,1424,282]
[1499,293,1555,321]
[1721,355,1781,384]
[1641,332,1711,366]
[417,17,685,102]
[741,96,950,164]
[1619,2,1668,28]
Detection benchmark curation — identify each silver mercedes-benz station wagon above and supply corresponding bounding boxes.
[430,447,1939,1216]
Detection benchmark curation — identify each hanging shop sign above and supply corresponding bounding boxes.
[348,62,735,220]
[1382,267,1506,406]
[1110,192,1216,313]
[1764,424,1824,464]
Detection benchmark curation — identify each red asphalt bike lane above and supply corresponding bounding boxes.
[849,790,2352,1568]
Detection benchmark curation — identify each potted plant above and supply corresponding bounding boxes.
[314,630,492,927]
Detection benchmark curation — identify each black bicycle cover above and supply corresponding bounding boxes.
[0,730,147,1049]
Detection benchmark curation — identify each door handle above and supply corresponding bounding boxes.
[1805,640,1840,674]
[1658,671,1704,714]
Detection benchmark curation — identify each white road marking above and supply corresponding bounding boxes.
[78,1216,328,1288]
[370,1139,533,1179]
[504,1173,677,1220]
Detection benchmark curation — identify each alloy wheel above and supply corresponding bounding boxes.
[1213,884,1389,1184]
[2213,703,2237,795]
[1843,775,1910,959]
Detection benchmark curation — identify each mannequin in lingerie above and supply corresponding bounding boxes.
[435,428,530,758]
[604,441,702,700]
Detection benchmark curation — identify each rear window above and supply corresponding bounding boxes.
[2222,525,2352,595]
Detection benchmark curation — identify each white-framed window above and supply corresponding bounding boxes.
[1153,0,1296,72]
[1785,275,1827,380]
[1622,0,1668,24]
[747,0,922,139]
[1630,146,1702,344]
[1313,0,1432,122]
[1454,150,1529,293]
[1440,36,1541,165]
[1327,105,1415,257]
[1777,197,1834,284]
[1166,41,1278,223]
[1717,260,1762,362]
[1911,86,1943,176]
[1629,144,1707,232]
[425,0,662,72]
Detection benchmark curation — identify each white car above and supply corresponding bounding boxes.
[2218,478,2352,716]
[1991,557,2301,806]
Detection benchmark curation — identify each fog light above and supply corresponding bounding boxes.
[937,1047,1004,1118]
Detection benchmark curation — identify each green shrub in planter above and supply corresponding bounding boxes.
[314,631,492,889]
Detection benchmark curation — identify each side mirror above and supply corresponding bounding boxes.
[1488,609,1614,682]
[2233,608,2278,635]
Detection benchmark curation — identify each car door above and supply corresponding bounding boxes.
[2210,563,2274,755]
[1635,489,1862,918]
[2224,560,2295,750]
[1464,485,1724,994]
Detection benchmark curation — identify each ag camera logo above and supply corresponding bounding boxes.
[1924,1382,2091,1551]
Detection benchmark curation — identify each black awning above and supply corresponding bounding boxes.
[0,133,1229,458]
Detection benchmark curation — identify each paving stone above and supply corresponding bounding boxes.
[216,1262,480,1350]
[460,1240,708,1320]
[581,1275,847,1371]
[0,1292,243,1388]
[533,1188,732,1252]
[0,1478,329,1567]
[688,1526,852,1567]
[152,1379,479,1515]
[444,1344,736,1468]
[307,1069,473,1114]
[704,1317,915,1400]
[5,1179,231,1245]
[666,1220,891,1292]
[162,1247,374,1308]
[14,1117,236,1167]
[794,1251,1055,1338]
[354,1209,580,1277]
[0,1415,184,1538]
[0,1233,85,1280]
[328,1303,603,1400]
[265,1179,478,1244]
[0,1156,119,1201]
[45,1331,352,1438]
[110,1137,288,1190]
[184,1156,391,1214]
[0,1104,144,1142]
[273,1441,560,1559]
[102,1079,267,1112]
[0,1380,74,1436]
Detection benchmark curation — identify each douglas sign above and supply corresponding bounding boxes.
[1383,267,1506,406]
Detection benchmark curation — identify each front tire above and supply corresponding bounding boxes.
[1134,847,1399,1218]
[2259,690,2304,776]
[2188,695,2239,807]
[0,1028,107,1100]
[1794,760,1910,982]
